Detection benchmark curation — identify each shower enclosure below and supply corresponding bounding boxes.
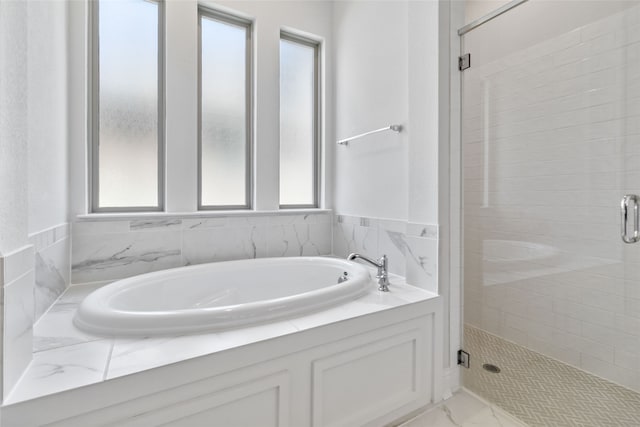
[459,1,640,424]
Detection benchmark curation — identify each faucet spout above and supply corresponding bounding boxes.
[347,253,390,292]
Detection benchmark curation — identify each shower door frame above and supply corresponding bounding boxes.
[447,0,532,390]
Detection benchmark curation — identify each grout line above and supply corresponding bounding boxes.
[34,337,107,355]
[32,283,72,330]
[4,357,35,404]
[102,339,116,381]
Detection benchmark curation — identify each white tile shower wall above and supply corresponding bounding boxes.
[332,214,438,292]
[71,213,332,284]
[463,5,640,392]
[1,245,35,400]
[29,223,70,321]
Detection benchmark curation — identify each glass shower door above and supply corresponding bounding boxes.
[460,1,640,425]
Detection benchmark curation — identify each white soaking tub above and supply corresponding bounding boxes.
[74,257,372,336]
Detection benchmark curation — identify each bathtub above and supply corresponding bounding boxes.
[74,257,372,336]
[7,260,443,426]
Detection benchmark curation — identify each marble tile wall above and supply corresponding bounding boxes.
[405,223,439,294]
[72,212,332,284]
[29,223,70,322]
[0,245,35,400]
[332,214,438,293]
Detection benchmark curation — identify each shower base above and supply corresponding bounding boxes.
[463,325,640,427]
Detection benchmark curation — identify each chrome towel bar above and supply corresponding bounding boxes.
[336,125,402,146]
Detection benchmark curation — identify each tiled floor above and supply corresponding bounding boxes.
[464,325,640,427]
[398,390,527,427]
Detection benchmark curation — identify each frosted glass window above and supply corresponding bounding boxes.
[279,36,319,207]
[199,11,251,209]
[94,0,162,210]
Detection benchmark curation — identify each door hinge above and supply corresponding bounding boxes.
[457,349,470,368]
[459,53,471,71]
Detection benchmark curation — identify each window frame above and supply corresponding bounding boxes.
[278,32,321,209]
[197,7,254,211]
[88,0,166,213]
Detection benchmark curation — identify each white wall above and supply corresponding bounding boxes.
[464,0,511,24]
[408,0,441,226]
[0,0,31,401]
[1,0,69,247]
[333,1,409,220]
[0,0,29,255]
[332,0,443,225]
[27,0,69,235]
[331,0,446,281]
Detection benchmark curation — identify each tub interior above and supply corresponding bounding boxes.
[111,261,358,311]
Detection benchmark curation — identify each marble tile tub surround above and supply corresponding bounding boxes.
[28,223,70,322]
[72,212,332,284]
[7,276,437,404]
[0,245,36,401]
[332,214,438,293]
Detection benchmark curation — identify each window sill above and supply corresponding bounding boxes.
[76,209,332,222]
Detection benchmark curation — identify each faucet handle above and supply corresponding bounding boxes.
[378,254,388,269]
[376,255,390,292]
[346,253,390,292]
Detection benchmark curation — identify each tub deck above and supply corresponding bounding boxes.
[5,273,437,405]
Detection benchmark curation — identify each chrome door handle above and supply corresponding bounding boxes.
[621,194,640,244]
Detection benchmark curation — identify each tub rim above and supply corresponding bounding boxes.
[73,256,373,336]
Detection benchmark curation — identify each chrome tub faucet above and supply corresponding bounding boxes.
[347,253,390,292]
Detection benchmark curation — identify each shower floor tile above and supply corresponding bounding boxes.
[464,325,640,427]
[398,390,527,427]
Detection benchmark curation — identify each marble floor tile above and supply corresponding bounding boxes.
[399,390,527,427]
